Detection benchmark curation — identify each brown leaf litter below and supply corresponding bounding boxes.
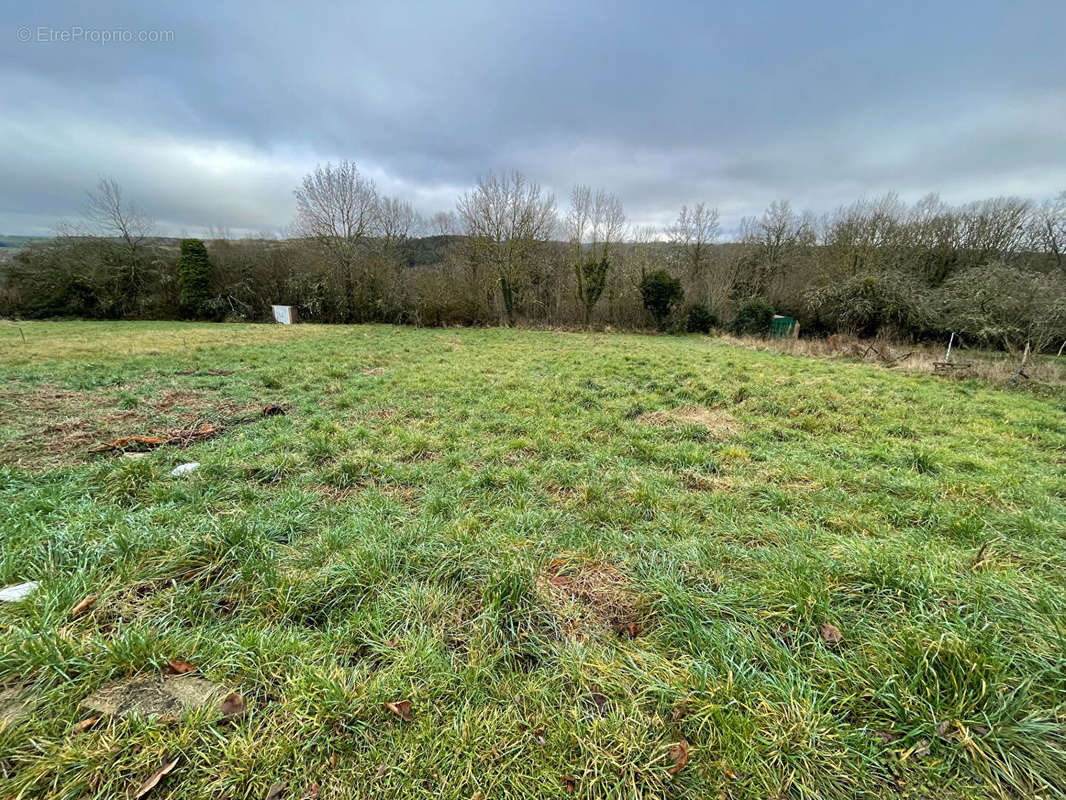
[134,755,179,799]
[668,739,690,776]
[819,622,843,645]
[385,699,413,722]
[70,715,100,734]
[163,659,196,675]
[537,557,646,639]
[69,594,98,617]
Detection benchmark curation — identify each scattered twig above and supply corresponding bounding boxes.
[973,537,1001,569]
[89,405,285,454]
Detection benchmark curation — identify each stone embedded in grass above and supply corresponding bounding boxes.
[82,674,227,719]
[169,462,200,476]
[0,686,32,726]
[0,581,38,602]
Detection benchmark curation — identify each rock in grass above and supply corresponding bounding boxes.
[169,462,200,476]
[82,675,226,719]
[0,687,32,726]
[0,581,38,602]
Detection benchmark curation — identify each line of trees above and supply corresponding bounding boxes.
[2,165,1065,353]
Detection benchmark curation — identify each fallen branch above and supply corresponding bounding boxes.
[90,405,285,454]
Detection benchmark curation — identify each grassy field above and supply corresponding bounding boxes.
[1,321,1065,800]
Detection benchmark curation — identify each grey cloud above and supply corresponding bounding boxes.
[2,0,1065,236]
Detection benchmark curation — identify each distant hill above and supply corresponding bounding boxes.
[0,235,52,250]
[0,236,52,267]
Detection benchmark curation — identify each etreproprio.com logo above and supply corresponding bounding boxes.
[16,25,175,44]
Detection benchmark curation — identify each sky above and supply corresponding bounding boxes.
[2,0,1065,237]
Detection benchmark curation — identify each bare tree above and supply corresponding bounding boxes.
[566,185,625,323]
[86,177,154,252]
[456,171,556,325]
[376,195,418,250]
[430,210,462,237]
[668,202,719,303]
[70,177,158,315]
[1029,191,1066,271]
[293,161,379,321]
[958,196,1031,266]
[904,193,963,285]
[739,199,816,296]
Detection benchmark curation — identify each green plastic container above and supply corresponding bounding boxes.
[770,316,798,338]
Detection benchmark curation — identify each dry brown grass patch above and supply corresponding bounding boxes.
[0,383,249,469]
[0,386,147,468]
[723,333,1066,384]
[152,388,223,413]
[537,557,646,639]
[314,481,420,508]
[639,405,735,436]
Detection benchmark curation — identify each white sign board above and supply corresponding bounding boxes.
[272,305,295,325]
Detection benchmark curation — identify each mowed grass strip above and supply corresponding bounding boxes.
[1,321,1065,799]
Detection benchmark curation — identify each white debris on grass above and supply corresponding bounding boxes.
[169,462,200,476]
[0,581,39,603]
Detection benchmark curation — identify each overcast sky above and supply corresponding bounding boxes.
[3,0,1065,237]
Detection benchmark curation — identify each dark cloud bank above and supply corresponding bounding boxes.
[2,0,1065,236]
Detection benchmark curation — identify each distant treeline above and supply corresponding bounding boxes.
[2,169,1065,353]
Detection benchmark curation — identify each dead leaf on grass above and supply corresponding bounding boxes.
[70,715,100,734]
[385,700,412,722]
[265,782,286,800]
[819,622,843,645]
[562,775,576,794]
[134,755,179,799]
[616,621,641,638]
[585,689,609,716]
[70,594,98,617]
[220,691,246,719]
[163,659,196,675]
[668,740,689,776]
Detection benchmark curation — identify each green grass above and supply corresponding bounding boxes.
[1,321,1065,799]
